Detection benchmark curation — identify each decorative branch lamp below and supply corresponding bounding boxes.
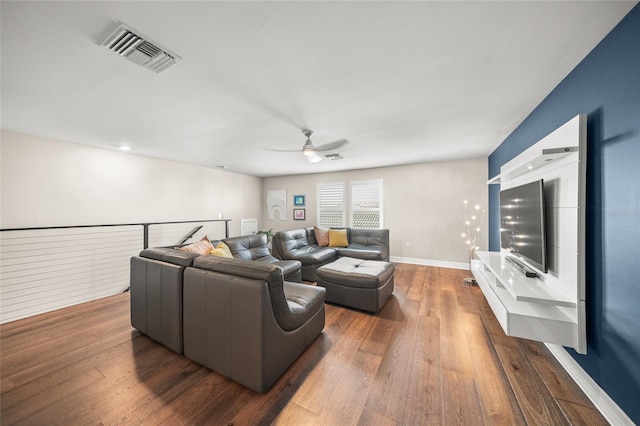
[462,200,485,285]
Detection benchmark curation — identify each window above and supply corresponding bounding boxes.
[350,180,383,229]
[317,179,384,229]
[317,182,346,227]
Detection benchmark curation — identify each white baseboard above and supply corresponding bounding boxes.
[545,343,634,426]
[390,256,469,270]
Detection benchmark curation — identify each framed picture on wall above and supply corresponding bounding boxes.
[293,208,306,220]
[294,195,305,206]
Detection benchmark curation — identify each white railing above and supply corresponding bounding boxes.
[0,219,230,324]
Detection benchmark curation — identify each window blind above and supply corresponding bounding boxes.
[317,182,345,227]
[351,180,383,229]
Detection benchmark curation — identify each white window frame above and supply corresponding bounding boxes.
[349,179,384,229]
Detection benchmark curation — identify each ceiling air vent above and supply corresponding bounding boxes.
[101,23,181,73]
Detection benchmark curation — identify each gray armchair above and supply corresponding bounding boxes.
[182,255,326,393]
[129,247,200,354]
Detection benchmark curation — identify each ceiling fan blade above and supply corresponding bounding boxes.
[315,139,349,152]
[264,147,301,153]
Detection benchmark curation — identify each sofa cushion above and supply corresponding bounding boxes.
[256,257,302,282]
[223,234,271,261]
[178,236,214,255]
[348,229,390,261]
[282,281,326,327]
[285,245,337,266]
[328,229,349,247]
[338,244,387,261]
[313,225,330,247]
[209,241,233,258]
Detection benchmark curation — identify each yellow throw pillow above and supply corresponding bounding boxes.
[177,236,214,254]
[314,225,330,247]
[209,241,233,258]
[328,229,349,247]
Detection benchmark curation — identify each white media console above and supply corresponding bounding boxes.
[473,115,587,354]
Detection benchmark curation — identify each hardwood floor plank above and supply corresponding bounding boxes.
[6,327,140,388]
[461,280,521,350]
[519,340,594,407]
[78,362,189,425]
[439,288,474,377]
[274,401,321,425]
[0,294,126,335]
[0,297,129,354]
[0,264,606,425]
[318,350,382,426]
[361,299,420,423]
[12,335,179,425]
[461,312,526,425]
[419,266,442,318]
[494,343,572,425]
[402,314,443,425]
[438,267,458,293]
[406,263,425,302]
[0,375,15,393]
[0,301,129,360]
[290,307,374,415]
[1,333,156,414]
[557,398,609,426]
[441,369,484,425]
[357,299,403,357]
[177,379,245,425]
[142,369,233,425]
[357,406,402,426]
[1,367,105,424]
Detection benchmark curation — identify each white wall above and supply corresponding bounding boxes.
[0,130,262,235]
[0,130,263,322]
[262,157,488,266]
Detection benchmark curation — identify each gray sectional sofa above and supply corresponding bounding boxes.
[129,233,325,393]
[272,227,390,281]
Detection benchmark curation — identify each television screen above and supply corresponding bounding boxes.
[500,179,548,273]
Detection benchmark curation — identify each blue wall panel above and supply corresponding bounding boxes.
[488,4,640,423]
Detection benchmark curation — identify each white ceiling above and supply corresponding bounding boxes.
[1,1,635,177]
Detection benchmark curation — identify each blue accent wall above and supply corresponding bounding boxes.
[488,4,640,423]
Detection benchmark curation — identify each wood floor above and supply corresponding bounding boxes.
[1,264,606,425]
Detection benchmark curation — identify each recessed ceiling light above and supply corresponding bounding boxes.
[119,145,131,152]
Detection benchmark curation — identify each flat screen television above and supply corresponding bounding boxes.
[500,179,548,273]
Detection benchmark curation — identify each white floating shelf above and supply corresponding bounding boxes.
[472,257,580,349]
[476,251,575,308]
[487,175,501,185]
[487,146,578,185]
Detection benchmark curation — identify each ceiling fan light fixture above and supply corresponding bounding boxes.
[307,152,323,163]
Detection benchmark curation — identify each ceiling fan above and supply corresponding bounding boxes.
[271,130,349,163]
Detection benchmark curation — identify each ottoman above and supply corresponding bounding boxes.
[316,257,394,314]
